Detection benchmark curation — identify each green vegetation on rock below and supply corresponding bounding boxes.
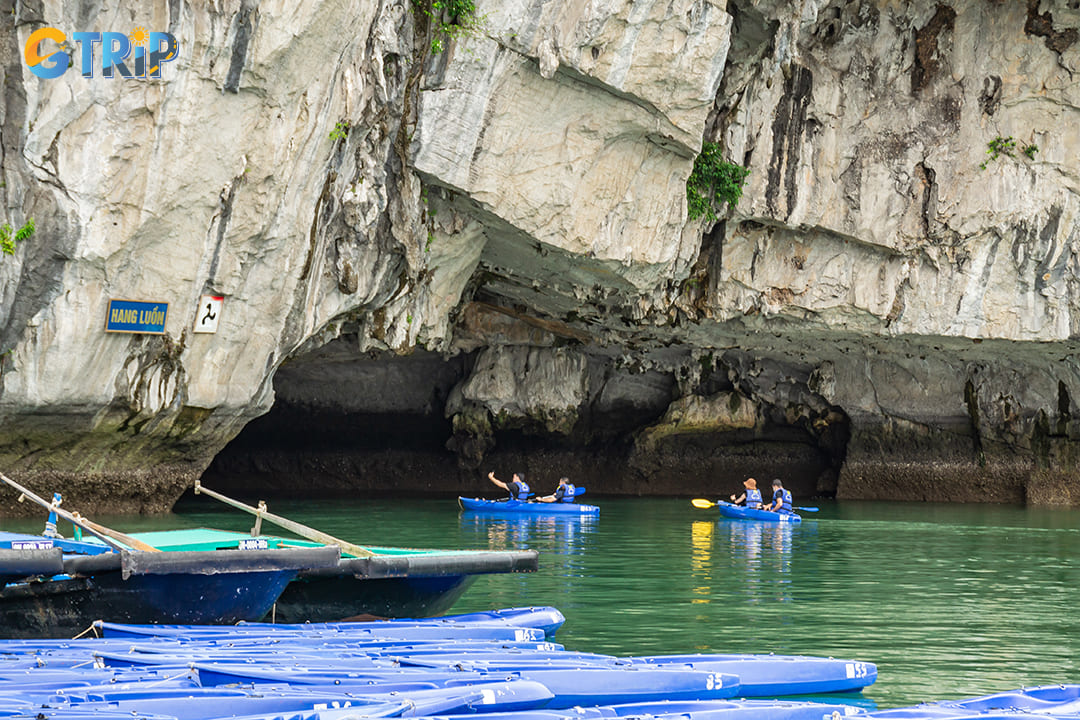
[0,218,34,256]
[329,121,350,142]
[980,135,1038,170]
[411,0,483,54]
[686,142,750,223]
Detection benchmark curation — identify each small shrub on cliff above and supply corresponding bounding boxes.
[980,135,1040,170]
[980,136,1015,169]
[0,218,34,256]
[329,121,350,142]
[686,143,750,223]
[412,0,483,54]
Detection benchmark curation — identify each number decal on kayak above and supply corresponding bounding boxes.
[706,673,723,690]
[845,662,870,678]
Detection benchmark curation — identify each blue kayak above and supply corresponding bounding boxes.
[629,654,875,695]
[96,621,546,642]
[96,606,564,641]
[714,501,801,523]
[459,497,600,516]
[867,683,1080,718]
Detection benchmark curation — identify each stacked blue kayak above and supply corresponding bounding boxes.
[0,606,1075,720]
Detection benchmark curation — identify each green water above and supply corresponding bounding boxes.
[8,496,1079,708]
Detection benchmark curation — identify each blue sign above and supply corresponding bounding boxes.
[105,299,168,334]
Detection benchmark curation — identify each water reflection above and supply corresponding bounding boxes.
[690,521,713,604]
[690,519,803,606]
[458,511,596,557]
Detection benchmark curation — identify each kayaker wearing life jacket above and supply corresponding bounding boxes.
[764,478,793,514]
[488,471,531,501]
[538,477,576,503]
[731,478,762,509]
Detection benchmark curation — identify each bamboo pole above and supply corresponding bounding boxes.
[0,472,160,552]
[193,481,374,558]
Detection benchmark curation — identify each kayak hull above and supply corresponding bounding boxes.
[714,501,801,523]
[459,497,600,516]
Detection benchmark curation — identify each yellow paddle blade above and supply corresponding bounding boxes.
[691,498,715,509]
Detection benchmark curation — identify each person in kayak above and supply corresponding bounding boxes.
[488,471,531,501]
[538,477,576,503]
[764,478,794,514]
[730,478,762,509]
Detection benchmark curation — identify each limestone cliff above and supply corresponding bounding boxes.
[1,0,1078,513]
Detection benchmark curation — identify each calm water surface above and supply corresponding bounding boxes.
[8,495,1079,708]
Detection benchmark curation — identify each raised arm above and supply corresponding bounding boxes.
[488,471,510,492]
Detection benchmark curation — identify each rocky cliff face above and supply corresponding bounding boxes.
[1,0,1078,513]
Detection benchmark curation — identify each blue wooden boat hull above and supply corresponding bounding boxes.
[0,533,339,639]
[459,497,600,516]
[714,501,802,523]
[113,528,540,623]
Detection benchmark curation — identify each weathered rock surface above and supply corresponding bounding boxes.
[1,0,1079,513]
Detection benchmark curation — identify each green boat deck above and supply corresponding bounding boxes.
[92,528,470,559]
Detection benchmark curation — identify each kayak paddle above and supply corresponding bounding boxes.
[691,497,818,512]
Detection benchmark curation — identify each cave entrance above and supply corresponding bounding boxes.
[201,344,472,499]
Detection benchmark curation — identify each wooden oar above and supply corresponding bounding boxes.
[691,498,819,512]
[0,472,161,552]
[193,481,375,558]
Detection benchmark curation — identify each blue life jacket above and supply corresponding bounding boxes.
[511,480,531,501]
[774,488,792,513]
[746,488,762,509]
[556,483,576,503]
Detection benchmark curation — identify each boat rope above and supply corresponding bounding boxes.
[140,669,197,688]
[71,622,100,639]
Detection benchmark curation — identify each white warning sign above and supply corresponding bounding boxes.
[194,295,223,334]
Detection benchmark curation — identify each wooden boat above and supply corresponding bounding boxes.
[713,500,802,524]
[179,481,541,622]
[119,527,539,622]
[0,530,339,639]
[0,474,537,632]
[459,496,600,516]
